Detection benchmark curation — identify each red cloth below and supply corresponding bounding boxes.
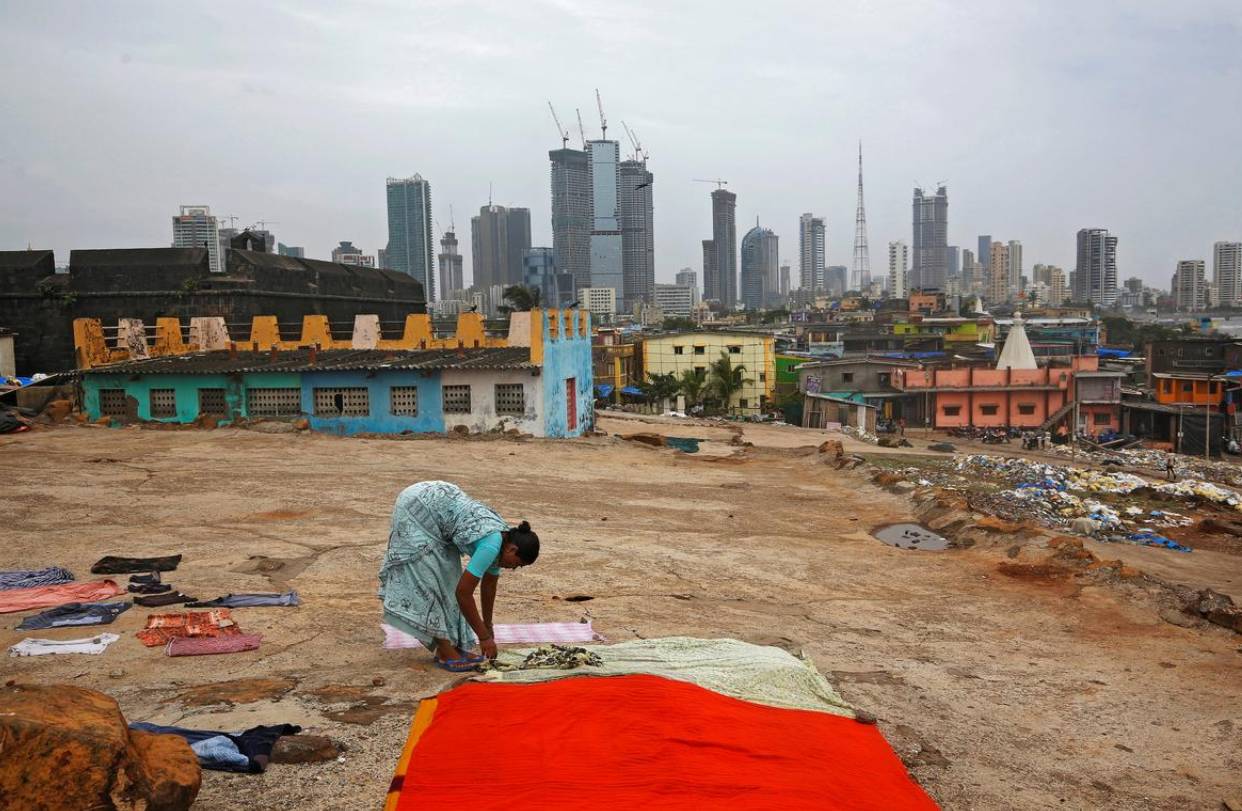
[391,674,938,810]
[0,579,123,614]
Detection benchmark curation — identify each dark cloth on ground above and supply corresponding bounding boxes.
[0,567,75,591]
[186,592,300,608]
[134,591,197,608]
[129,572,162,585]
[128,722,301,773]
[91,554,182,574]
[16,601,131,630]
[128,581,172,594]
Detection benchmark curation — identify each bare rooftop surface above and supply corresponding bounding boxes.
[3,418,1241,810]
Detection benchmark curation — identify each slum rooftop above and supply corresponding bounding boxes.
[82,346,536,376]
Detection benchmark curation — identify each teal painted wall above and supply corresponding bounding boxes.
[300,369,444,436]
[539,310,594,438]
[83,373,244,423]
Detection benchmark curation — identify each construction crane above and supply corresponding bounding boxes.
[621,120,645,163]
[575,108,587,149]
[692,178,729,190]
[595,88,607,140]
[219,214,240,229]
[253,219,279,231]
[547,101,569,149]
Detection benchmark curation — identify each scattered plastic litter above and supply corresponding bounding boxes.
[1125,531,1192,553]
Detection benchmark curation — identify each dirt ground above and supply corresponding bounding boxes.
[4,417,1241,810]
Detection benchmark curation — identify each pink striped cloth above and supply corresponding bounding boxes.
[165,633,262,657]
[381,621,602,650]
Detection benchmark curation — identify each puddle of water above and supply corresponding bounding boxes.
[666,437,703,453]
[872,523,949,551]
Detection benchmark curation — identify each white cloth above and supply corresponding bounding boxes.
[8,632,120,657]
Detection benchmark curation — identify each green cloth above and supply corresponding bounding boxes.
[477,637,855,718]
[379,481,507,652]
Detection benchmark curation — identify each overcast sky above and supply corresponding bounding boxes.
[2,0,1240,290]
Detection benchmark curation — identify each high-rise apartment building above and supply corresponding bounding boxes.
[960,248,979,295]
[977,236,992,279]
[654,284,695,318]
[172,205,222,273]
[470,204,531,292]
[701,241,716,302]
[911,185,948,291]
[522,247,574,308]
[675,268,697,291]
[277,244,305,258]
[1173,260,1207,311]
[1213,241,1242,307]
[987,242,1010,304]
[1048,266,1067,306]
[826,266,848,297]
[888,241,909,299]
[331,241,375,267]
[577,286,617,319]
[740,224,779,310]
[549,147,591,292]
[1007,240,1023,299]
[946,245,961,280]
[618,158,655,309]
[586,140,623,307]
[798,213,826,292]
[437,229,464,295]
[1073,228,1119,306]
[386,175,435,300]
[779,264,791,298]
[706,189,738,308]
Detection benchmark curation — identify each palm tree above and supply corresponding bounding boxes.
[707,351,753,414]
[641,372,680,409]
[677,368,706,409]
[500,285,541,313]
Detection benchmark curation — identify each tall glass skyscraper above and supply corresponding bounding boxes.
[386,175,434,300]
[740,224,779,310]
[619,158,654,310]
[586,140,623,309]
[911,185,948,291]
[549,148,591,293]
[707,189,737,308]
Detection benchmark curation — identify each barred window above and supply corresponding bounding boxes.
[99,389,128,417]
[149,389,177,419]
[313,387,370,417]
[247,388,301,416]
[443,384,471,413]
[979,404,999,416]
[1017,404,1036,415]
[942,405,961,416]
[391,386,419,416]
[494,383,526,415]
[198,388,228,416]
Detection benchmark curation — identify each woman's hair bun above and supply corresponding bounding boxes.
[517,520,532,532]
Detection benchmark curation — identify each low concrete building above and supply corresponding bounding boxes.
[77,309,593,438]
[0,327,15,378]
[641,331,775,414]
[796,357,925,428]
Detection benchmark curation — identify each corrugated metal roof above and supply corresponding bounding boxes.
[83,347,536,376]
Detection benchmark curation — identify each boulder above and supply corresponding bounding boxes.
[1190,589,1242,634]
[43,398,73,422]
[0,682,200,811]
[250,420,296,434]
[927,442,956,453]
[817,439,844,458]
[270,734,345,764]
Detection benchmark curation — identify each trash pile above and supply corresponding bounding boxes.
[842,425,878,444]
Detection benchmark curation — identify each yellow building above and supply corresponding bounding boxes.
[641,331,775,414]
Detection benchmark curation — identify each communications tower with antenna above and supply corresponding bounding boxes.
[851,141,871,292]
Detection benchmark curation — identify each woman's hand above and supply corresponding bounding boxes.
[479,637,498,660]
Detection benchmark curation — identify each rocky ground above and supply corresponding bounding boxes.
[3,416,1241,810]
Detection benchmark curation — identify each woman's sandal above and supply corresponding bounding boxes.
[434,657,479,673]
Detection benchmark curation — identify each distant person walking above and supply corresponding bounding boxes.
[1165,455,1177,482]
[897,417,906,436]
[379,481,540,672]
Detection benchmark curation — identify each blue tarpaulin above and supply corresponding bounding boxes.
[620,385,644,396]
[1097,348,1131,359]
[595,384,614,398]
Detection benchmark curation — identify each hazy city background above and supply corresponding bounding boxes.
[2,0,1240,288]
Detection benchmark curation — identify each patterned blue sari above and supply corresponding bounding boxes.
[379,481,507,652]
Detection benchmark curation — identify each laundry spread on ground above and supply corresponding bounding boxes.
[9,632,120,657]
[485,644,603,672]
[385,674,937,811]
[91,554,182,575]
[135,609,241,647]
[382,620,602,650]
[129,721,301,773]
[134,591,197,608]
[186,592,300,608]
[479,636,855,717]
[0,579,124,615]
[0,566,75,591]
[16,600,131,630]
[166,633,262,657]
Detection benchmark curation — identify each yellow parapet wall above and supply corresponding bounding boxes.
[71,310,579,369]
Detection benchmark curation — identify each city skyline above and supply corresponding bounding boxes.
[2,2,1240,291]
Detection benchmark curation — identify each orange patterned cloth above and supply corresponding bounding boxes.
[135,609,242,647]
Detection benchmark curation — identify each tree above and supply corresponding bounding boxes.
[677,368,707,409]
[706,351,753,413]
[661,316,696,331]
[500,285,541,313]
[641,372,680,408]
